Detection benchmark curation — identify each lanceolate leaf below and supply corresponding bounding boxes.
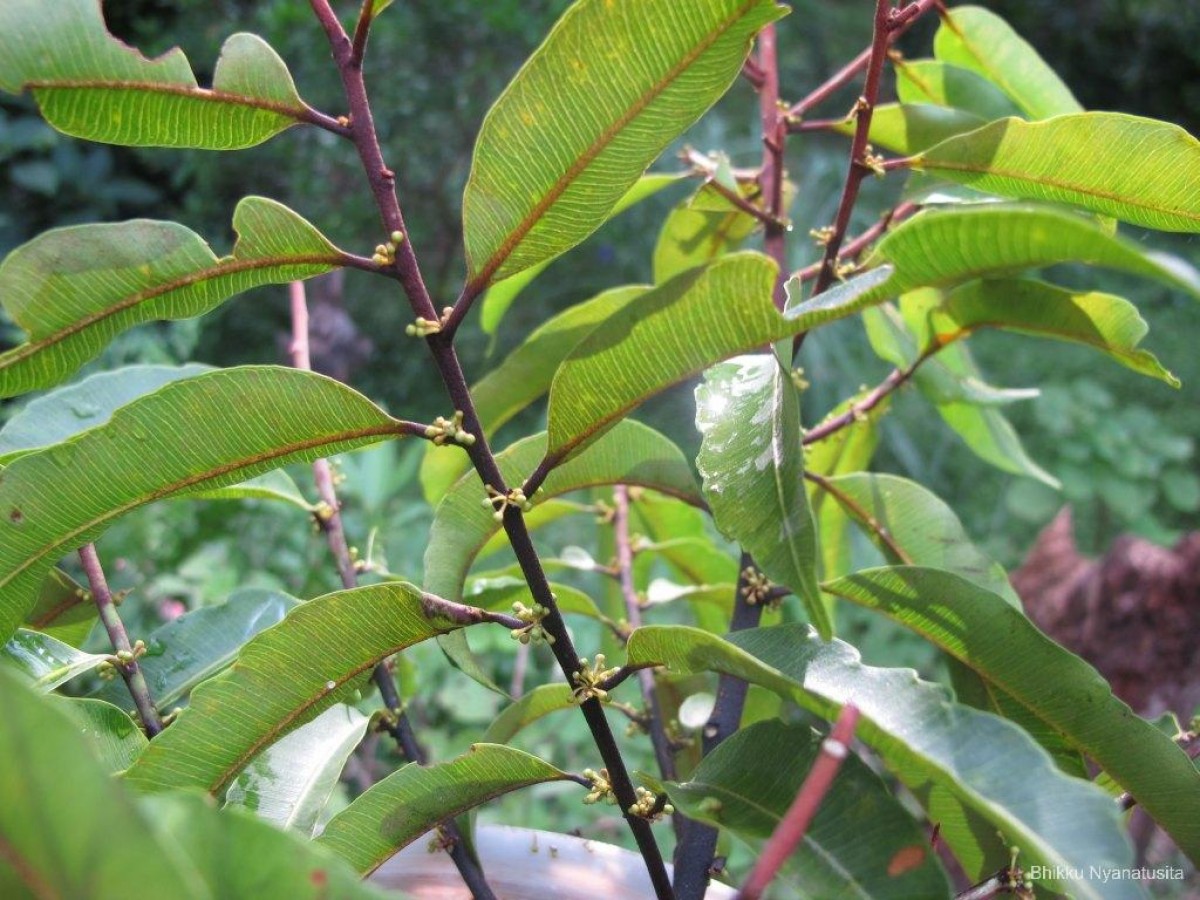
[483,684,577,744]
[225,704,369,837]
[479,174,680,334]
[914,115,1200,232]
[0,364,211,461]
[653,184,760,283]
[0,198,347,396]
[696,355,827,638]
[626,624,1138,895]
[0,367,408,642]
[0,0,312,149]
[932,279,1178,386]
[669,719,951,898]
[62,698,148,774]
[3,627,108,691]
[93,588,300,710]
[317,745,572,874]
[186,470,316,512]
[933,6,1082,120]
[823,566,1200,862]
[25,568,95,646]
[421,285,648,503]
[124,582,466,795]
[836,103,988,156]
[893,58,1024,121]
[462,0,785,287]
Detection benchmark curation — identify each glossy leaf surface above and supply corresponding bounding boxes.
[3,627,107,691]
[463,0,784,286]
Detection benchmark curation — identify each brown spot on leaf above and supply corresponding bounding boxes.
[887,844,926,877]
[8,508,22,524]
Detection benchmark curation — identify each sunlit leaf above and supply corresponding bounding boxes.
[669,719,951,898]
[933,6,1081,120]
[317,744,571,874]
[125,582,467,795]
[893,58,1024,121]
[835,103,989,155]
[0,0,312,149]
[0,367,409,643]
[463,0,785,286]
[696,355,827,637]
[0,199,347,396]
[653,183,760,283]
[915,115,1200,232]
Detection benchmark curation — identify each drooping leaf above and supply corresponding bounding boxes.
[835,103,989,156]
[482,684,576,744]
[124,582,466,795]
[696,355,827,637]
[25,568,94,646]
[424,421,702,691]
[0,198,347,396]
[0,0,312,149]
[653,183,760,283]
[225,704,369,837]
[462,0,785,287]
[93,588,300,712]
[0,367,407,642]
[0,364,212,462]
[669,719,951,898]
[3,627,108,691]
[914,115,1200,232]
[933,6,1082,120]
[317,744,571,874]
[626,624,1139,894]
[893,58,1024,121]
[931,278,1178,386]
[421,285,647,503]
[823,566,1200,862]
[480,174,680,333]
[61,697,148,773]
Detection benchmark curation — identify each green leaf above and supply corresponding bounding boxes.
[186,469,316,512]
[894,58,1025,121]
[424,421,702,690]
[696,355,827,637]
[633,537,739,587]
[3,627,108,690]
[421,285,647,503]
[0,364,212,462]
[124,582,465,795]
[933,6,1082,120]
[466,576,608,626]
[93,588,300,711]
[0,0,311,149]
[483,684,576,744]
[25,568,94,646]
[653,183,760,282]
[462,0,785,286]
[317,744,571,875]
[225,704,369,837]
[669,719,951,898]
[548,252,784,460]
[626,624,1139,893]
[823,566,1200,862]
[480,173,680,333]
[0,666,208,898]
[836,103,989,156]
[477,499,592,560]
[931,278,1178,386]
[914,115,1200,232]
[0,366,407,643]
[61,697,148,773]
[0,198,347,396]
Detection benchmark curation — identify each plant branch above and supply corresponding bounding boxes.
[308,9,674,895]
[736,704,862,900]
[350,0,375,67]
[757,23,788,310]
[791,202,915,284]
[288,282,496,900]
[77,544,163,737]
[613,486,678,788]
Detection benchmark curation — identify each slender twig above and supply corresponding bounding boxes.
[78,544,164,737]
[804,471,911,563]
[757,23,788,311]
[613,487,678,788]
[306,6,673,895]
[299,104,354,138]
[288,282,496,900]
[791,202,915,284]
[736,704,862,900]
[703,178,785,229]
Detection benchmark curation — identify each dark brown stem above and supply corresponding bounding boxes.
[77,544,163,737]
[307,6,673,895]
[703,177,784,229]
[288,281,495,900]
[736,704,861,900]
[613,487,678,789]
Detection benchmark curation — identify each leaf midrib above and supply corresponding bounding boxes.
[469,0,762,289]
[29,80,305,118]
[1,253,343,369]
